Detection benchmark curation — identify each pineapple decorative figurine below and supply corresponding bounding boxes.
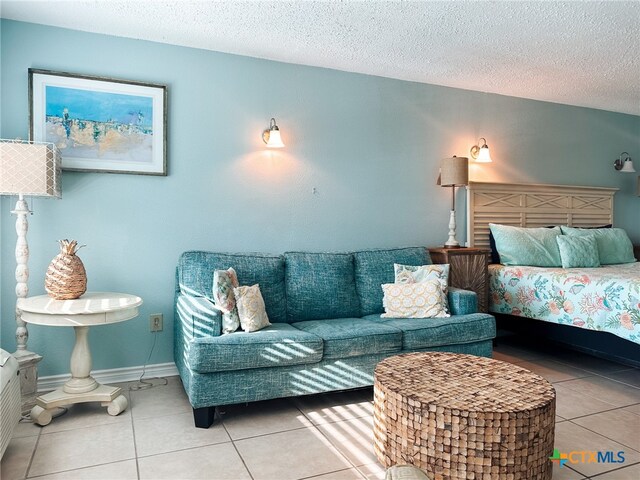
[45,239,87,300]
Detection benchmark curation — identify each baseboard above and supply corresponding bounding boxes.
[37,362,179,392]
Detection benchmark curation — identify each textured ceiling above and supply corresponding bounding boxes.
[2,1,639,115]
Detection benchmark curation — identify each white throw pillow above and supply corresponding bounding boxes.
[381,280,450,319]
[233,284,271,332]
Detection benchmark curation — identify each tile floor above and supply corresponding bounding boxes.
[2,334,639,480]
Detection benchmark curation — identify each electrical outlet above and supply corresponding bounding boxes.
[149,313,163,332]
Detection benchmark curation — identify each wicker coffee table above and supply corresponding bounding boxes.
[374,352,555,480]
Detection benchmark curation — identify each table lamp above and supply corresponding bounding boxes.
[0,139,61,411]
[437,156,468,248]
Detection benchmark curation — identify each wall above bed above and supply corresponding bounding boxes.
[1,19,638,376]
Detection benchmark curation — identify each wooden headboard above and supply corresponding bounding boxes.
[466,181,618,249]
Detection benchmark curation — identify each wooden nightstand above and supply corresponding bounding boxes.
[428,247,490,313]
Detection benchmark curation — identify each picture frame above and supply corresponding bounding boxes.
[29,68,167,175]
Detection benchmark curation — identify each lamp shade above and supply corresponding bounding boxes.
[439,156,469,187]
[0,140,61,197]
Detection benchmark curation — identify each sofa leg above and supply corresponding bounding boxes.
[193,406,215,428]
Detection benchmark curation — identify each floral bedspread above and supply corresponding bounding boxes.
[489,263,640,344]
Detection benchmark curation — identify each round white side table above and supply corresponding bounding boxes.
[17,292,143,426]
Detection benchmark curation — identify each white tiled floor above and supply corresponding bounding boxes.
[2,334,639,480]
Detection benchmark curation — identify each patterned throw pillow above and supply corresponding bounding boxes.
[394,263,449,287]
[381,280,450,319]
[234,284,271,332]
[394,263,450,313]
[556,235,601,268]
[213,268,240,334]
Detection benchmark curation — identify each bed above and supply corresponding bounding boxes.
[466,181,640,362]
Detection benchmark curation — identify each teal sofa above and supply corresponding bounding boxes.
[174,247,496,428]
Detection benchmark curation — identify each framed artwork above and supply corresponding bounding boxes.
[29,69,167,175]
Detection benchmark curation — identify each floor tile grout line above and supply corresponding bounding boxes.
[22,421,42,479]
[128,391,141,480]
[562,403,640,422]
[587,460,640,478]
[223,417,255,480]
[554,384,638,412]
[566,418,640,454]
[292,399,369,478]
[25,458,136,479]
[297,466,366,480]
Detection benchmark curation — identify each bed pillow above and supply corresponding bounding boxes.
[560,226,636,265]
[488,224,612,264]
[381,280,449,319]
[234,284,271,332]
[556,235,601,268]
[489,224,562,267]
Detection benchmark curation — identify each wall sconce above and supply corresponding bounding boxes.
[470,137,492,163]
[613,152,635,173]
[262,118,285,148]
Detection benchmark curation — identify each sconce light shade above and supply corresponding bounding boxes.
[613,152,635,173]
[470,138,492,163]
[262,118,285,148]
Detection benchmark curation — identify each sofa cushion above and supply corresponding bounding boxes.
[178,251,287,323]
[363,313,496,350]
[354,247,431,316]
[189,323,323,373]
[291,318,402,360]
[285,252,361,322]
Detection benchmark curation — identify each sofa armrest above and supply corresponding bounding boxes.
[176,294,222,339]
[448,287,478,315]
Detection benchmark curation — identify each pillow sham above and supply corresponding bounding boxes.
[489,224,611,265]
[489,224,562,267]
[560,226,636,265]
[234,284,271,332]
[381,280,449,319]
[556,235,600,268]
[213,268,240,334]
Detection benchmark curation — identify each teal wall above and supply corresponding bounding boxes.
[1,20,639,376]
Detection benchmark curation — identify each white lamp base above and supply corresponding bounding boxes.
[444,209,460,248]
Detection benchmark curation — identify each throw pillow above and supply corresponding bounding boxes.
[213,268,240,334]
[560,226,636,265]
[381,280,449,319]
[394,263,450,312]
[394,263,449,286]
[556,235,601,268]
[234,284,271,332]
[489,224,563,267]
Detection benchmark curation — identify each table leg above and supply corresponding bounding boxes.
[63,326,98,394]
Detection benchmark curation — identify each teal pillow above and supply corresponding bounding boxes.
[489,224,562,267]
[560,226,636,265]
[556,235,600,268]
